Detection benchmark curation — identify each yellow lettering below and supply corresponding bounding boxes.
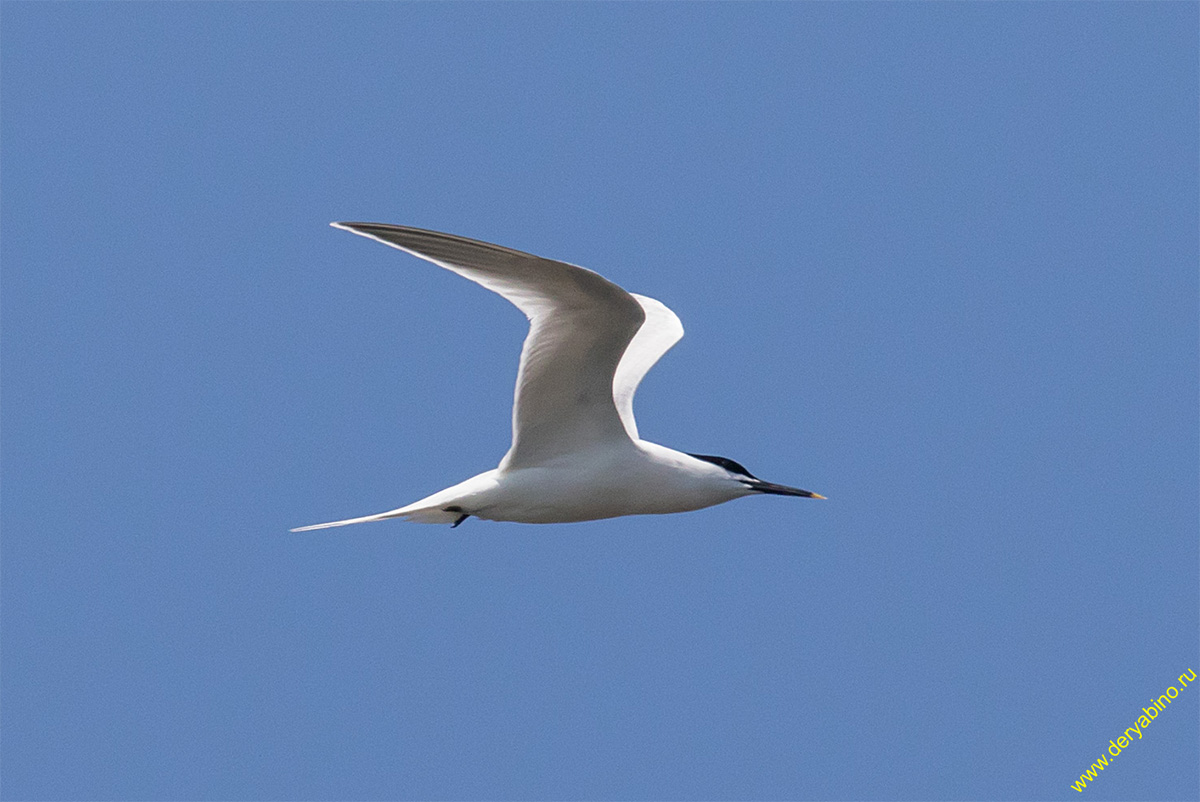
[1071,669,1196,790]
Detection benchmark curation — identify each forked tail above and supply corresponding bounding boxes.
[290,503,465,532]
[289,510,405,532]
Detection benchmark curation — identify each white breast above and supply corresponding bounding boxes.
[467,442,747,524]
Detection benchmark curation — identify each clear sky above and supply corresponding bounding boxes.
[2,4,1196,801]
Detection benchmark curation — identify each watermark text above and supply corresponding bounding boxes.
[1070,667,1195,792]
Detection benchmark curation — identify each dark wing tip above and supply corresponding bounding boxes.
[332,221,389,232]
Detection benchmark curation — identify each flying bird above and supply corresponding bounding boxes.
[292,223,823,531]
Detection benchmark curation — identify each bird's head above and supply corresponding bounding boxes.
[686,453,825,499]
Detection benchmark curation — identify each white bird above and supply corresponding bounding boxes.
[292,223,823,531]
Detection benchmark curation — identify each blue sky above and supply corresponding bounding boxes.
[2,4,1196,800]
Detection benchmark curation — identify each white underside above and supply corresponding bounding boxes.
[292,441,750,529]
[291,224,775,533]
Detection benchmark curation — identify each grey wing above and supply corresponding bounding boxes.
[332,223,646,468]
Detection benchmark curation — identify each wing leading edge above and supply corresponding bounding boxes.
[333,223,682,467]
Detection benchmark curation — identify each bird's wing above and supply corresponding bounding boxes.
[612,294,684,440]
[332,223,646,469]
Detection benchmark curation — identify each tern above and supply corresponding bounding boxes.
[292,223,823,531]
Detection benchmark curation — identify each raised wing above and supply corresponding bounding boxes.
[332,223,646,469]
[612,294,684,440]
